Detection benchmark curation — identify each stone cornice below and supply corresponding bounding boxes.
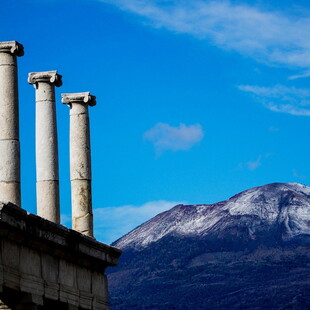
[62,92,96,107]
[0,41,24,57]
[0,202,121,270]
[28,70,62,87]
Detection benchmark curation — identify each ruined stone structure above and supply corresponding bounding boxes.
[0,41,23,207]
[62,93,96,238]
[28,71,62,224]
[0,41,121,309]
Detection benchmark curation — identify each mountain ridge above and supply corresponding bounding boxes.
[113,182,310,250]
[109,182,310,309]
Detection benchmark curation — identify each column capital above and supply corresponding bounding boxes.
[62,92,96,107]
[28,71,62,87]
[0,41,24,57]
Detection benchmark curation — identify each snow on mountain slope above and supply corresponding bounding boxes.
[114,183,310,249]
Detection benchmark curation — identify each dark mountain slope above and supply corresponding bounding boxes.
[108,183,310,309]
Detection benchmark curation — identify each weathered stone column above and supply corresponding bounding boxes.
[0,41,24,207]
[28,71,62,223]
[62,92,96,237]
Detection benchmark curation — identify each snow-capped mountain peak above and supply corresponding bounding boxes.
[113,183,310,249]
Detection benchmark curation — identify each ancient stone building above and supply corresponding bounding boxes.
[0,41,121,310]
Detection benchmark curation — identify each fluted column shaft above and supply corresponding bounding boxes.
[28,71,62,223]
[62,92,96,237]
[0,41,23,207]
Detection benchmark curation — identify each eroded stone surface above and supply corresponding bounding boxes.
[0,203,121,310]
[62,92,96,237]
[0,41,24,57]
[0,182,20,209]
[36,181,60,223]
[28,71,62,224]
[0,41,23,207]
[0,141,20,181]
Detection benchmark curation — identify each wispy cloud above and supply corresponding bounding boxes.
[293,169,307,180]
[288,70,310,80]
[238,154,272,171]
[100,0,310,69]
[239,85,310,116]
[268,126,280,132]
[238,156,262,171]
[144,122,204,155]
[246,156,262,171]
[93,200,184,244]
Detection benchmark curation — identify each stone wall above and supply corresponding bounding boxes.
[0,203,121,310]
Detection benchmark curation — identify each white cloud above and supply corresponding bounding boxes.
[239,84,310,116]
[100,0,310,69]
[93,200,185,244]
[144,122,204,155]
[239,85,310,98]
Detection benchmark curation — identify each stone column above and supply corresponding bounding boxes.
[0,41,24,207]
[28,71,62,223]
[62,92,96,237]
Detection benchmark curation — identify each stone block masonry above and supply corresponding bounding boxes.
[0,202,121,310]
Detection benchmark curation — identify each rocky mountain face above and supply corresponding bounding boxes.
[107,183,310,309]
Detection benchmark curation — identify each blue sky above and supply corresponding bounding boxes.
[2,0,310,244]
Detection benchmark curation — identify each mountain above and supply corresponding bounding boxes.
[107,183,310,309]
